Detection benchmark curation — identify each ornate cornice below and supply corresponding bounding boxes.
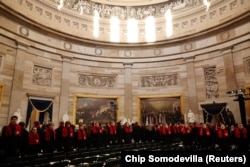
[45,0,204,20]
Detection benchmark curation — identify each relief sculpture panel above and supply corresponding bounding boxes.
[78,74,116,87]
[32,65,52,86]
[204,66,219,99]
[140,74,178,87]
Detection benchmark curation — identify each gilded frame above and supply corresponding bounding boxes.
[137,94,184,125]
[0,84,3,107]
[244,84,250,118]
[73,94,120,125]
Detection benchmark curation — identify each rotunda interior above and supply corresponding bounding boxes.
[0,0,250,128]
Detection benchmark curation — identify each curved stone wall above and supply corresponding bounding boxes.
[0,0,250,127]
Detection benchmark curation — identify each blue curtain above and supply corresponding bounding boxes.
[26,99,53,126]
[201,103,227,123]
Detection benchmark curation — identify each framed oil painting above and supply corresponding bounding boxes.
[244,84,250,120]
[138,94,184,125]
[73,94,119,125]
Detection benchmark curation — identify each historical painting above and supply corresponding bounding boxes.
[138,95,183,125]
[73,95,119,125]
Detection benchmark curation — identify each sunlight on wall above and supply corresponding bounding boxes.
[127,18,138,43]
[110,16,120,42]
[165,9,173,38]
[145,16,156,43]
[93,10,100,38]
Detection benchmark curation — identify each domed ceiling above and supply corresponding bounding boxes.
[0,0,250,47]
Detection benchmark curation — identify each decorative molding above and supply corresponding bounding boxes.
[61,55,72,62]
[55,15,61,23]
[19,26,29,36]
[191,18,197,26]
[173,23,179,30]
[45,11,52,19]
[95,48,103,55]
[154,49,161,56]
[139,29,145,35]
[230,0,238,9]
[184,56,195,63]
[15,0,245,45]
[123,63,133,68]
[73,21,79,29]
[32,65,52,86]
[25,0,33,10]
[124,50,132,57]
[140,73,178,87]
[26,93,55,100]
[182,21,188,28]
[16,41,30,50]
[35,6,43,15]
[82,24,87,31]
[47,0,204,20]
[156,27,162,33]
[220,6,227,14]
[200,15,207,22]
[78,74,116,87]
[220,31,230,41]
[221,46,232,54]
[64,42,72,50]
[184,43,193,51]
[210,10,217,19]
[244,56,250,77]
[64,18,70,26]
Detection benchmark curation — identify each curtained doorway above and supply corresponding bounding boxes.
[26,98,53,130]
[200,102,227,125]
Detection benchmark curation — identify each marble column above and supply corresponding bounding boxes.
[59,55,72,122]
[222,47,243,123]
[185,56,199,122]
[222,47,237,90]
[9,41,28,119]
[123,63,133,122]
